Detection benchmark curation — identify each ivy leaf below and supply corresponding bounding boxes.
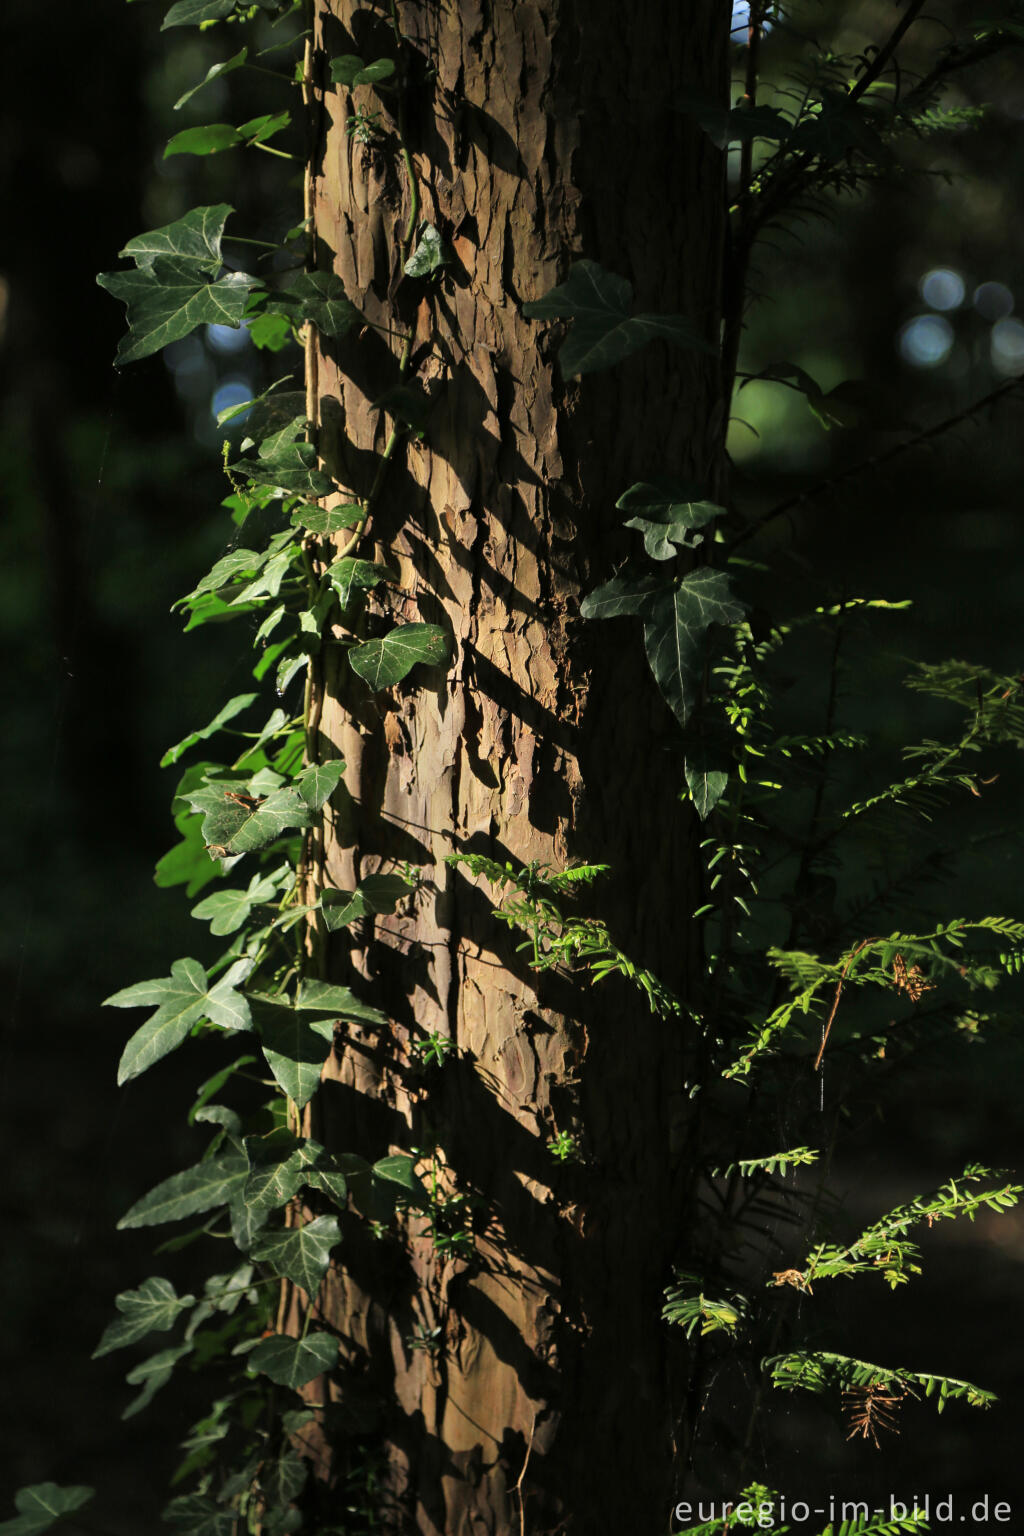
[234,389,306,445]
[321,873,414,933]
[185,780,312,856]
[292,978,389,1031]
[93,1277,195,1358]
[117,1151,249,1229]
[329,54,396,88]
[684,741,731,820]
[250,1005,329,1109]
[248,310,295,351]
[348,623,450,689]
[156,774,220,896]
[119,203,232,275]
[242,1131,326,1213]
[162,0,236,29]
[236,111,291,146]
[0,1486,94,1536]
[161,692,256,768]
[403,222,453,278]
[107,957,252,1084]
[191,869,282,935]
[234,438,334,496]
[642,570,746,728]
[122,1342,193,1420]
[98,259,255,366]
[249,1215,341,1293]
[272,272,362,339]
[295,759,345,811]
[249,1332,339,1389]
[617,479,726,559]
[290,503,363,536]
[178,548,267,603]
[165,124,243,157]
[174,48,248,111]
[579,564,667,621]
[163,1495,236,1536]
[261,1454,308,1508]
[523,260,713,377]
[326,558,395,610]
[373,1153,423,1195]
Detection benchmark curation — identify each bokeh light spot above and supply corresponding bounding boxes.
[991,317,1024,375]
[919,267,964,311]
[207,322,251,355]
[898,314,954,368]
[211,379,256,423]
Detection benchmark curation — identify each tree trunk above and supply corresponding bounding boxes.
[298,3,728,1530]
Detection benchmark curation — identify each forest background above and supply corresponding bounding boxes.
[1,0,1023,1529]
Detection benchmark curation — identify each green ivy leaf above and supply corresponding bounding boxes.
[117,1152,249,1229]
[185,779,312,856]
[270,271,362,339]
[261,1454,308,1508]
[161,692,257,768]
[329,54,396,88]
[165,124,244,157]
[320,873,414,932]
[249,1215,341,1293]
[119,203,232,275]
[0,1486,94,1536]
[233,438,334,496]
[191,869,282,935]
[373,1153,422,1194]
[295,759,345,811]
[97,259,254,366]
[642,570,746,728]
[163,1494,236,1536]
[107,957,253,1084]
[162,0,236,29]
[122,1342,193,1420]
[403,222,453,278]
[292,978,389,1031]
[174,48,248,111]
[250,1005,329,1109]
[249,1332,339,1389]
[348,622,450,689]
[155,806,220,897]
[326,558,395,609]
[684,753,730,820]
[522,260,713,377]
[617,479,726,559]
[579,564,667,621]
[93,1277,195,1358]
[237,110,291,145]
[290,503,363,535]
[248,310,295,351]
[243,1131,326,1213]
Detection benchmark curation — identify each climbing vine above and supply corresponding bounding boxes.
[5,3,1024,1535]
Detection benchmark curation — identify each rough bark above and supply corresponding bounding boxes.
[296,3,728,1531]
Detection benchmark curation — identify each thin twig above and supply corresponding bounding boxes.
[514,1414,537,1536]
[814,938,872,1072]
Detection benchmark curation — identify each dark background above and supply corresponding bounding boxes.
[0,0,1021,1529]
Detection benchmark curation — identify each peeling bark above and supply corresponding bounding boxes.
[298,3,728,1530]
